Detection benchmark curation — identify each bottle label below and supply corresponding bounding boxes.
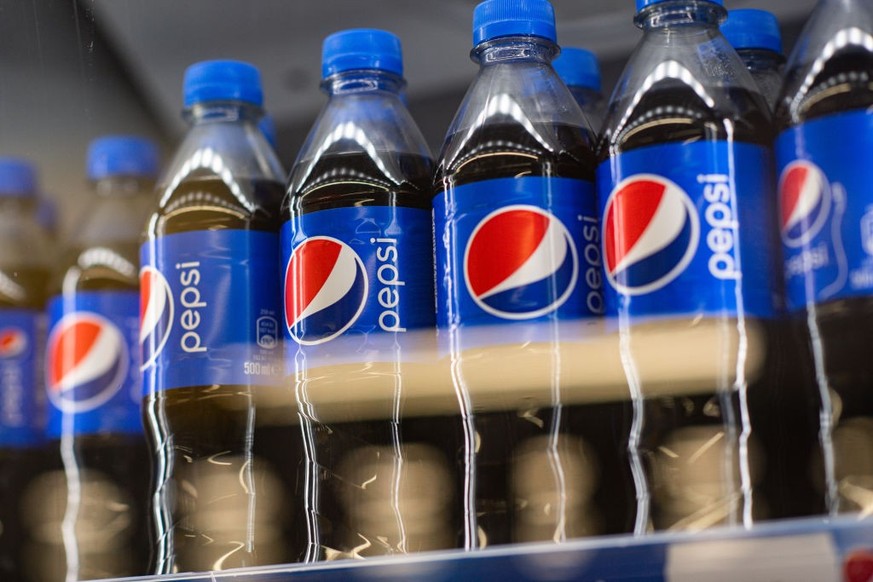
[777,109,873,311]
[141,229,283,393]
[0,310,42,447]
[597,141,776,319]
[282,206,435,360]
[46,292,142,437]
[433,176,602,331]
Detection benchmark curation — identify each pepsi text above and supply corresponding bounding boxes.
[141,230,282,393]
[176,260,206,354]
[372,236,407,333]
[598,141,775,319]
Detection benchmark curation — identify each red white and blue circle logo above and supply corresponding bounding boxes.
[0,328,27,358]
[463,205,579,320]
[47,313,128,413]
[603,174,700,295]
[140,266,174,369]
[285,236,368,345]
[780,160,831,248]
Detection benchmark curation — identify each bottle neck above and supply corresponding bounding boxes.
[322,70,405,96]
[635,1,726,30]
[93,176,154,198]
[472,36,558,67]
[737,48,784,72]
[184,101,262,125]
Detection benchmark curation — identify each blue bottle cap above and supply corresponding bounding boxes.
[473,0,557,46]
[87,136,160,181]
[183,60,263,108]
[722,9,782,55]
[553,47,602,93]
[259,115,277,149]
[0,158,36,197]
[636,0,723,12]
[322,29,403,78]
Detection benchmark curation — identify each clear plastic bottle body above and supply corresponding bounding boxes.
[143,101,294,573]
[600,0,823,531]
[569,86,605,137]
[435,35,635,546]
[284,68,461,559]
[737,49,784,112]
[0,194,50,581]
[775,0,873,516]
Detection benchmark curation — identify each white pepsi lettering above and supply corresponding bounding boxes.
[371,237,406,332]
[699,175,739,281]
[176,261,206,353]
[582,217,604,314]
[785,242,829,277]
[1,361,23,427]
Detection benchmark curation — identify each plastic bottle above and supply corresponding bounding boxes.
[722,9,785,110]
[284,28,458,559]
[775,0,873,516]
[141,60,287,573]
[0,158,50,580]
[553,46,605,133]
[26,137,157,582]
[434,0,628,547]
[599,0,821,531]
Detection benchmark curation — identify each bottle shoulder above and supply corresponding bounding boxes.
[49,241,140,297]
[436,61,596,187]
[777,0,873,126]
[151,121,285,236]
[286,94,434,216]
[600,28,771,158]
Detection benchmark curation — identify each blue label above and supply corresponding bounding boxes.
[597,141,776,319]
[777,109,873,311]
[282,206,434,358]
[46,292,141,437]
[434,176,602,332]
[0,309,42,447]
[141,229,283,393]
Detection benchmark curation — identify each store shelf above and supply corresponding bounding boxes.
[100,516,873,582]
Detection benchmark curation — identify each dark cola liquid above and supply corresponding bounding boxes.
[285,151,433,215]
[144,175,301,571]
[285,151,468,557]
[604,84,825,525]
[436,122,635,544]
[0,266,47,582]
[778,46,873,514]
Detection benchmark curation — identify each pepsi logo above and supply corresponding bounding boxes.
[140,266,174,368]
[780,160,831,248]
[603,174,700,295]
[285,236,368,345]
[0,327,27,358]
[47,313,128,413]
[463,205,579,320]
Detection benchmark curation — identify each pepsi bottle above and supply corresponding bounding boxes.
[0,159,50,581]
[142,60,288,573]
[722,9,785,111]
[25,137,157,582]
[434,0,633,546]
[599,0,822,531]
[776,0,873,515]
[553,47,605,134]
[283,29,458,559]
